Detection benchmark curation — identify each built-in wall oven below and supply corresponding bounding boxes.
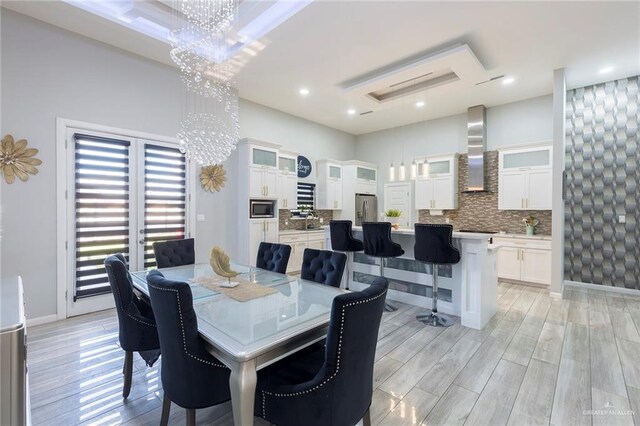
[250,199,276,218]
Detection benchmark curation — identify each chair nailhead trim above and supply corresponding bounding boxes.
[106,264,157,328]
[261,289,388,419]
[147,282,228,369]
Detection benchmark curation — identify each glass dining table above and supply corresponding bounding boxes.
[131,262,346,426]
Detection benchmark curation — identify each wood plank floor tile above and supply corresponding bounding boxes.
[373,356,404,390]
[550,357,591,426]
[452,330,512,394]
[532,322,565,365]
[507,359,558,426]
[414,336,480,397]
[465,359,526,426]
[611,312,640,343]
[502,331,538,366]
[378,388,438,426]
[27,283,640,426]
[616,338,640,388]
[422,385,478,426]
[370,389,400,425]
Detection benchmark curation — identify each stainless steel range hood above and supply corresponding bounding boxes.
[464,105,488,192]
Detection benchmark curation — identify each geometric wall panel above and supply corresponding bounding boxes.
[565,76,640,289]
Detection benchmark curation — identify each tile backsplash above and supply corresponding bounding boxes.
[279,209,334,230]
[418,151,552,235]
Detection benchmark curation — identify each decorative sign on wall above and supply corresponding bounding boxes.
[200,164,226,192]
[297,155,312,178]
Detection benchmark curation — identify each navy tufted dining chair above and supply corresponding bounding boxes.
[146,270,231,426]
[254,277,389,426]
[104,254,161,398]
[153,238,195,268]
[256,242,292,274]
[300,248,347,287]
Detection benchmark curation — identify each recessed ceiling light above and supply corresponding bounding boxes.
[347,109,357,115]
[502,77,515,85]
[299,87,310,96]
[415,101,425,108]
[599,66,614,74]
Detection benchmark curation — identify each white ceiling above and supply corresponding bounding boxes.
[3,1,640,135]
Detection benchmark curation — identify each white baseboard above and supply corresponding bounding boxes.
[564,280,640,296]
[549,291,563,299]
[26,314,58,327]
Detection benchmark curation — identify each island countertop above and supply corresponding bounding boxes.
[348,226,494,241]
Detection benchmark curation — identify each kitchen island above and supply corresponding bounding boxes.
[324,226,499,329]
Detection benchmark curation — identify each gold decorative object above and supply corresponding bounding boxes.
[0,134,42,184]
[200,164,226,192]
[210,246,240,279]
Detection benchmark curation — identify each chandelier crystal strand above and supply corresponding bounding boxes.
[171,0,240,166]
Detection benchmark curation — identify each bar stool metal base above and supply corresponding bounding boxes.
[384,303,398,312]
[416,311,454,327]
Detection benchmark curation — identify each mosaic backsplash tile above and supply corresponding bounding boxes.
[565,76,640,289]
[278,209,334,230]
[419,151,553,235]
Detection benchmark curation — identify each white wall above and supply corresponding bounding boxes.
[355,95,553,205]
[0,10,355,319]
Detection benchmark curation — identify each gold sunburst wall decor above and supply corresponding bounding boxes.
[200,164,226,192]
[1,134,42,184]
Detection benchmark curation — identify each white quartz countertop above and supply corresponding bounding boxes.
[492,233,552,241]
[348,226,493,241]
[279,229,325,236]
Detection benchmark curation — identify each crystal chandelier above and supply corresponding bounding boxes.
[171,0,240,165]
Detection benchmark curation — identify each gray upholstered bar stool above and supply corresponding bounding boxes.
[329,220,364,290]
[414,223,460,327]
[362,222,404,312]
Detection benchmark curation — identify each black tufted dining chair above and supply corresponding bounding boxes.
[300,248,347,287]
[256,242,292,274]
[153,238,195,268]
[146,270,231,426]
[254,277,388,426]
[104,254,161,398]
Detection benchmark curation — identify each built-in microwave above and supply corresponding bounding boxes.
[250,199,276,218]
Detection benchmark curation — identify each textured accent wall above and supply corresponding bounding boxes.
[419,152,553,234]
[565,76,640,289]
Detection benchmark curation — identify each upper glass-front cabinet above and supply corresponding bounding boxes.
[357,167,376,181]
[252,147,277,168]
[417,155,456,178]
[501,146,552,169]
[279,156,296,173]
[329,165,342,179]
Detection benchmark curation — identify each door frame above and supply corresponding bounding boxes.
[56,118,196,319]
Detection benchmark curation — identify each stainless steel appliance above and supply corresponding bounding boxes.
[249,199,276,218]
[355,193,377,226]
[1,276,28,426]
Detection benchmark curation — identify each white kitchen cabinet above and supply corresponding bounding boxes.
[355,166,377,195]
[496,246,520,281]
[278,152,298,210]
[520,248,552,285]
[237,139,282,265]
[498,145,552,210]
[249,219,279,266]
[494,236,552,286]
[414,154,458,212]
[279,231,325,273]
[316,160,343,210]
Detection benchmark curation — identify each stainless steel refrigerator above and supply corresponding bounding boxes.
[355,193,378,226]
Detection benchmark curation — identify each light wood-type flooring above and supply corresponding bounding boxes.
[28,282,640,425]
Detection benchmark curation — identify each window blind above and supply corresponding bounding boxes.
[143,143,187,269]
[296,182,315,210]
[74,134,130,300]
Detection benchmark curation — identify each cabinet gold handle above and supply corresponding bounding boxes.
[521,250,524,261]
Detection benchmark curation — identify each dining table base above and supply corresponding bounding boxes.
[229,359,257,426]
